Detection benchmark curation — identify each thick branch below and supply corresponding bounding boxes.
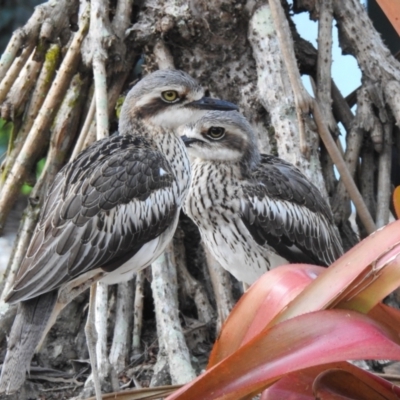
[249,4,327,195]
[269,0,313,155]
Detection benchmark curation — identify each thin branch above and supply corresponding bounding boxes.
[312,98,377,234]
[331,81,354,132]
[151,244,196,384]
[204,248,235,331]
[0,50,43,120]
[93,56,109,140]
[82,0,116,140]
[174,227,214,324]
[359,145,376,236]
[316,0,338,134]
[132,271,145,355]
[95,282,117,391]
[1,44,61,181]
[109,279,135,373]
[0,6,90,234]
[376,121,393,227]
[0,73,87,305]
[70,92,96,160]
[0,42,36,105]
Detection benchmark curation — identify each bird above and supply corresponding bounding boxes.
[180,110,343,285]
[0,70,238,396]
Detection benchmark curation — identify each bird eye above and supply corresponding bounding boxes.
[161,90,179,103]
[207,127,225,140]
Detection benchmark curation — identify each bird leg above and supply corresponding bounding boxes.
[85,283,102,400]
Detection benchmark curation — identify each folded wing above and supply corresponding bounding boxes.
[240,154,343,267]
[6,134,177,303]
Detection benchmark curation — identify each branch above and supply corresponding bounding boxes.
[95,282,117,392]
[0,6,90,234]
[312,98,376,234]
[332,0,400,128]
[109,279,135,373]
[316,0,338,134]
[376,122,393,227]
[154,40,175,70]
[204,248,235,331]
[174,227,214,324]
[0,42,36,105]
[70,91,96,160]
[249,4,327,196]
[268,0,313,156]
[151,244,196,384]
[1,44,61,181]
[0,73,88,306]
[132,271,145,355]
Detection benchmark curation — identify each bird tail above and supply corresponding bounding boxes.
[0,290,58,394]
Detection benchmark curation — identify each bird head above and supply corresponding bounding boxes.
[180,110,260,169]
[119,70,238,131]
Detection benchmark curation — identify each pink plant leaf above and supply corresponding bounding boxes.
[166,310,400,400]
[208,264,323,367]
[269,220,400,327]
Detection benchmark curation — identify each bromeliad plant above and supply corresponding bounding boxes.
[165,217,400,400]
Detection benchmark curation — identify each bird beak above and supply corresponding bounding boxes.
[181,135,204,147]
[187,97,239,111]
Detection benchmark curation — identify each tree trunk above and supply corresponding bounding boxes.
[0,0,397,397]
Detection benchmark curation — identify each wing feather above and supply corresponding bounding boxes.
[6,134,178,303]
[241,154,343,266]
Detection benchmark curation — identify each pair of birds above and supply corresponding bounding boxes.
[0,69,342,394]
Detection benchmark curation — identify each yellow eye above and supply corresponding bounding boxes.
[207,127,225,140]
[161,90,179,102]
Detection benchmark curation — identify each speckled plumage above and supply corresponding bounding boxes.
[182,111,343,285]
[0,70,237,394]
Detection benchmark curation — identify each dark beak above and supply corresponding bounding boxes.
[181,135,204,147]
[187,97,238,111]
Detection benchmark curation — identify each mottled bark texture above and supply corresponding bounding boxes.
[0,0,398,397]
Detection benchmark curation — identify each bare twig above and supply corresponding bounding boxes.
[1,44,61,182]
[151,244,196,384]
[95,282,117,391]
[70,92,96,160]
[82,0,116,140]
[316,0,339,138]
[0,6,90,234]
[93,56,109,140]
[376,122,393,227]
[0,42,36,105]
[0,73,87,305]
[132,271,145,355]
[109,279,135,373]
[312,98,376,234]
[331,81,354,132]
[204,248,235,331]
[0,51,42,120]
[174,228,214,324]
